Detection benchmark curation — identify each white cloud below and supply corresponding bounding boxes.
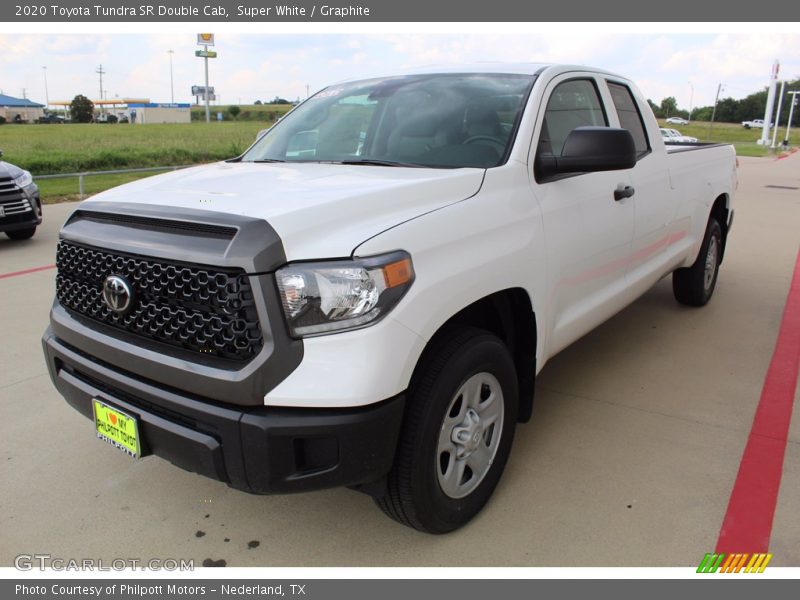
[0,33,798,111]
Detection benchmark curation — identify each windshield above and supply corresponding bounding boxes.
[241,73,535,169]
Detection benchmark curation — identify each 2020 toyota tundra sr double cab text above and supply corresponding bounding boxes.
[43,64,737,533]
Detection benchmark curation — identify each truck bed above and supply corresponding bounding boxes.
[664,142,732,153]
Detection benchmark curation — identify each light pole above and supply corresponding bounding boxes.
[687,81,694,122]
[770,80,786,150]
[168,50,175,103]
[708,83,724,139]
[42,66,49,109]
[785,91,799,147]
[760,60,779,146]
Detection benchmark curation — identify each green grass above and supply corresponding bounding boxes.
[0,121,268,175]
[2,116,795,204]
[0,120,275,203]
[656,120,798,157]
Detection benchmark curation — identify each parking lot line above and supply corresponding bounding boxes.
[716,248,800,553]
[0,264,55,280]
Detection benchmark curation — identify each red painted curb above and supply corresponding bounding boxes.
[716,249,800,553]
[0,264,56,280]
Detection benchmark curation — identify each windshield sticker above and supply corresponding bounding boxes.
[314,88,343,98]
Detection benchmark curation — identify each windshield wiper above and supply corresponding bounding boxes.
[252,158,287,163]
[338,159,423,168]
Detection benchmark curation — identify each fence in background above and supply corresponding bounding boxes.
[36,165,192,198]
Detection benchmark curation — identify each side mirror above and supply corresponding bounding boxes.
[0,149,3,159]
[538,127,636,178]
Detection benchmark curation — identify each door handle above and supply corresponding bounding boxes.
[614,185,635,201]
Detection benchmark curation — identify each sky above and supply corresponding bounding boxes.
[1,33,799,111]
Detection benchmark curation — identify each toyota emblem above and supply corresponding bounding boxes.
[102,275,134,315]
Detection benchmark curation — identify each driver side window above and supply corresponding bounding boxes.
[539,79,607,157]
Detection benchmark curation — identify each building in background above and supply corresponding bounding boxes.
[0,94,45,122]
[128,103,191,124]
[48,98,151,122]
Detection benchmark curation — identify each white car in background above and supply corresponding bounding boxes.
[742,118,772,129]
[666,117,689,125]
[661,127,698,143]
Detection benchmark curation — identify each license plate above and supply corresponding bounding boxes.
[92,399,141,458]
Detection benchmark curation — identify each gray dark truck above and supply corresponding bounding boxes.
[0,151,42,240]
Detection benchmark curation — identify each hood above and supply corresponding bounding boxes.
[0,161,19,179]
[84,161,485,260]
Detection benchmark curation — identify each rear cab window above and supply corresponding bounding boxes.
[606,81,650,159]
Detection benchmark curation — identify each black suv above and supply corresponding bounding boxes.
[0,150,42,240]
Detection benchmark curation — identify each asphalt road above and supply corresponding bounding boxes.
[1,154,798,568]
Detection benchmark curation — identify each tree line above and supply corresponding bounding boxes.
[648,77,800,123]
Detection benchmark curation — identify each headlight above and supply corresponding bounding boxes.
[13,169,33,189]
[276,251,414,337]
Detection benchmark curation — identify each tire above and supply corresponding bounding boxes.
[375,326,518,533]
[5,227,36,240]
[673,218,722,306]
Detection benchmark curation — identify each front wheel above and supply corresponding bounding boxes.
[673,218,722,306]
[375,326,518,533]
[5,227,36,240]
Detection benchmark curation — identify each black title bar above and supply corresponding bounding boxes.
[3,0,800,22]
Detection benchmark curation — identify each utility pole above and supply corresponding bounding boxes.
[96,64,106,114]
[168,50,175,103]
[21,87,27,99]
[708,83,724,139]
[785,91,799,147]
[771,80,786,150]
[42,66,49,109]
[687,81,694,122]
[306,84,310,98]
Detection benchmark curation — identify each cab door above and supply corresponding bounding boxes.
[529,73,636,357]
[602,79,679,297]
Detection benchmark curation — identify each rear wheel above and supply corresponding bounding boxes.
[375,326,518,533]
[5,227,36,240]
[673,218,722,306]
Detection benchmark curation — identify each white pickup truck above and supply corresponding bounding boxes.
[741,118,771,129]
[43,64,736,533]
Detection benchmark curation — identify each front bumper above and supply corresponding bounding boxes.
[43,327,405,495]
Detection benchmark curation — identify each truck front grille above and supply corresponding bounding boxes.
[56,240,264,361]
[0,177,32,216]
